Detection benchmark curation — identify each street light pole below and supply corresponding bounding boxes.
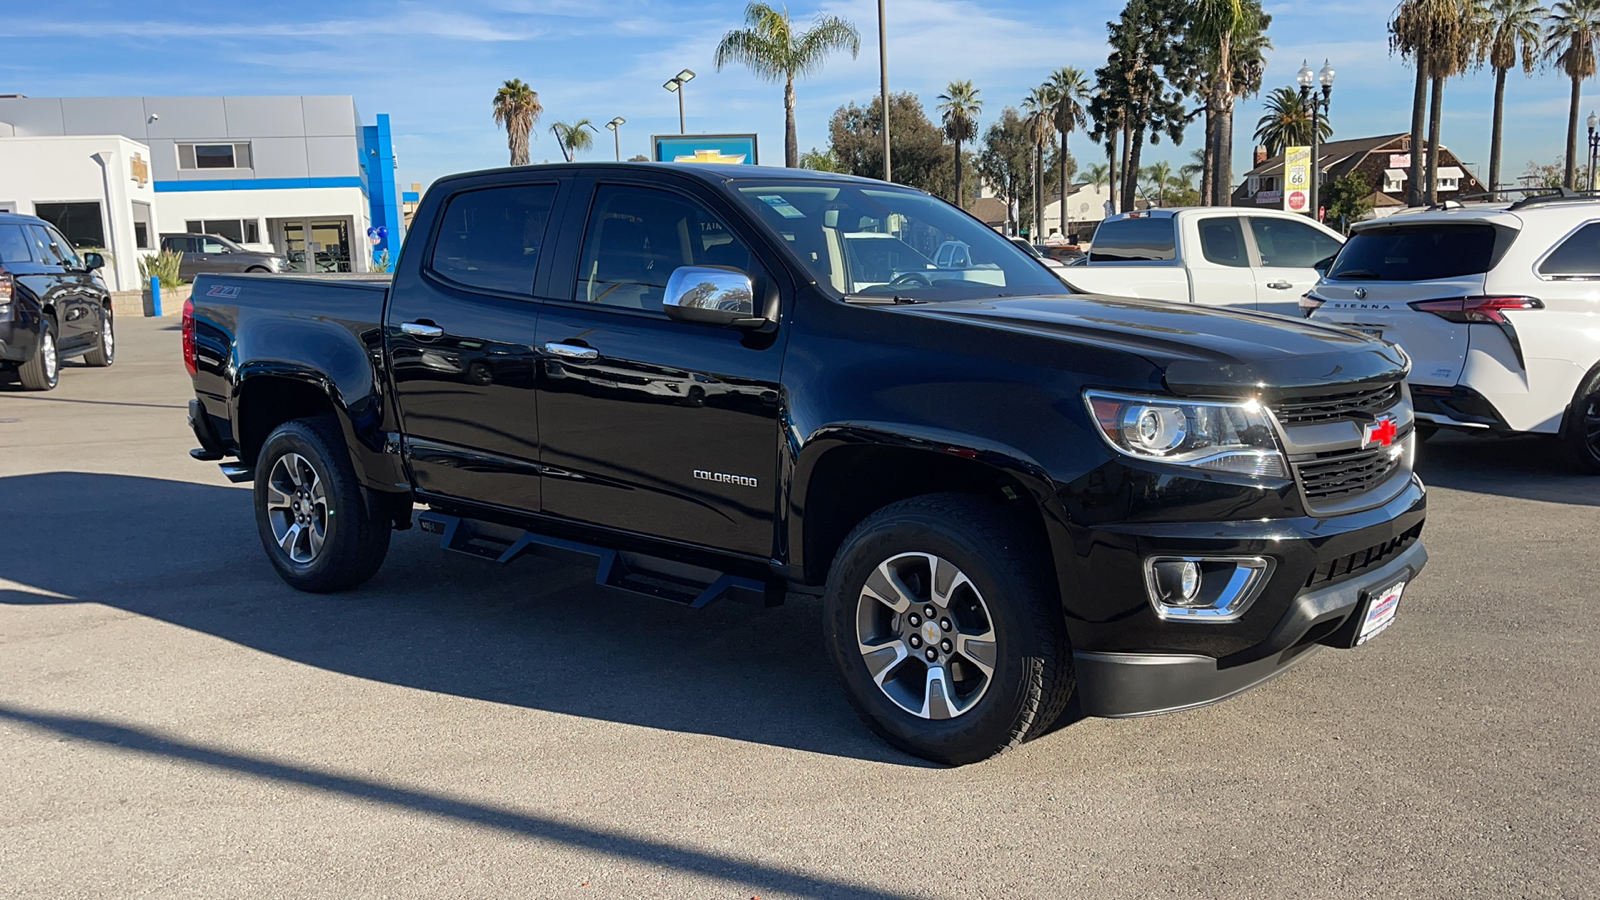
[1298,59,1336,220]
[878,0,891,182]
[664,69,696,135]
[1587,111,1598,192]
[606,117,625,161]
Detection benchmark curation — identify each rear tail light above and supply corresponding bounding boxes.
[1408,295,1543,324]
[1410,295,1542,369]
[1299,291,1327,318]
[181,297,197,376]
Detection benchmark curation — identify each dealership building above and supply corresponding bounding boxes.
[0,94,401,291]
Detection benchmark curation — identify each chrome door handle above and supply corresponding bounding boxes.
[400,321,443,338]
[544,342,598,360]
[1267,281,1294,290]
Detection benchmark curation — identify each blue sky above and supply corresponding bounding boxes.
[1,0,1587,191]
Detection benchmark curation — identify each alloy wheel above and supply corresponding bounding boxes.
[855,551,998,720]
[42,333,57,384]
[1584,394,1600,460]
[103,316,114,362]
[264,452,328,564]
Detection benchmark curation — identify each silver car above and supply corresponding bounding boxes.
[160,233,285,279]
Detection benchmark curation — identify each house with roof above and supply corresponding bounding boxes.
[1231,133,1486,217]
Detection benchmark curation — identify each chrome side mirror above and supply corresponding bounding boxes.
[662,265,765,328]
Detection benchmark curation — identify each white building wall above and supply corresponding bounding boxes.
[154,187,370,236]
[1042,183,1114,238]
[0,135,158,291]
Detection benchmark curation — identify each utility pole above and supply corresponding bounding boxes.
[878,0,891,182]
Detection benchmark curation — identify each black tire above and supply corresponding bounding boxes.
[83,306,114,367]
[1560,370,1600,474]
[823,493,1073,766]
[17,320,59,391]
[253,418,391,592]
[246,266,272,273]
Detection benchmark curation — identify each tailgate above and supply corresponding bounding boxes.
[1310,276,1486,386]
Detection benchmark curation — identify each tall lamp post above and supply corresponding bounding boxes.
[606,117,626,161]
[1297,59,1335,219]
[877,0,891,182]
[1587,111,1598,192]
[663,69,696,134]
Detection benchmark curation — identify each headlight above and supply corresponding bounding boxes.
[1084,390,1287,477]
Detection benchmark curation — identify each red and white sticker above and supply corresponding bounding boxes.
[1357,580,1405,645]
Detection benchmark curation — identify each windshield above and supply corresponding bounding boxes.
[1327,223,1503,281]
[733,181,1065,299]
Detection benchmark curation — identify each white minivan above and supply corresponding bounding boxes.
[1306,192,1600,471]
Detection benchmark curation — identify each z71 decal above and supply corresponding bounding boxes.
[206,285,241,298]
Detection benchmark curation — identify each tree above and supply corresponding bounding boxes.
[1140,160,1176,205]
[549,120,598,162]
[1084,162,1111,191]
[714,3,860,168]
[1253,86,1332,156]
[1022,85,1057,237]
[1189,0,1270,205]
[1047,67,1091,232]
[1322,172,1376,231]
[830,92,960,199]
[976,107,1064,235]
[1484,0,1548,197]
[1545,0,1600,187]
[1089,0,1196,212]
[798,147,843,171]
[937,80,983,209]
[1391,0,1483,204]
[491,79,541,167]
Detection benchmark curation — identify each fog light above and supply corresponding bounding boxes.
[1152,560,1202,606]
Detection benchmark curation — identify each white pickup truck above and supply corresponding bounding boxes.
[1064,208,1345,316]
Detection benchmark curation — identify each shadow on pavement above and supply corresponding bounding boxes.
[1414,431,1600,507]
[0,702,920,900]
[0,471,924,767]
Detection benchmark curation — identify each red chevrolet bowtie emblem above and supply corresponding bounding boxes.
[1362,416,1399,448]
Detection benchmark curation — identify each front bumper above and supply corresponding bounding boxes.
[1074,539,1426,716]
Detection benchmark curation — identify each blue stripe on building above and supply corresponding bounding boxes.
[362,114,402,258]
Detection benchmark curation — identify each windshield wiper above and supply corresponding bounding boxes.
[1333,269,1382,280]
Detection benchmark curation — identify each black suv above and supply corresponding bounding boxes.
[0,213,114,390]
[184,164,1427,764]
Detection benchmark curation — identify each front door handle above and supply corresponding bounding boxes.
[400,321,444,338]
[544,341,598,360]
[1267,280,1294,290]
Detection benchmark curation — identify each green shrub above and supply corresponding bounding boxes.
[138,249,184,288]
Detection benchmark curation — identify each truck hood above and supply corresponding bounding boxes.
[892,293,1408,397]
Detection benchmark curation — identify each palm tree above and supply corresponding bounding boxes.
[1253,86,1332,156]
[937,80,983,207]
[491,78,541,166]
[1141,161,1175,206]
[1180,146,1206,183]
[1546,0,1600,187]
[1023,85,1057,237]
[549,119,599,162]
[1391,0,1482,204]
[1085,162,1110,191]
[1191,0,1245,205]
[1047,67,1090,234]
[714,3,860,168]
[1485,0,1547,196]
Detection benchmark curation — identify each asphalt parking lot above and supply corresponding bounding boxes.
[2,314,1597,899]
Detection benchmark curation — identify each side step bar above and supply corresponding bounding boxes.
[417,510,777,609]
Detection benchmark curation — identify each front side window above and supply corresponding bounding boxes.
[1328,223,1502,282]
[1247,216,1342,269]
[0,224,35,263]
[1197,217,1249,267]
[734,181,1062,299]
[429,183,558,295]
[576,185,756,312]
[1539,221,1600,278]
[1089,217,1177,262]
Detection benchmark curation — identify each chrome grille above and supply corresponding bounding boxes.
[1293,442,1405,502]
[1273,384,1401,425]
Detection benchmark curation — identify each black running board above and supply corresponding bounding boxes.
[417,510,771,609]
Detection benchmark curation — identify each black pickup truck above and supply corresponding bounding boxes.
[185,163,1427,764]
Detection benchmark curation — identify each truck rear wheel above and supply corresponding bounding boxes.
[254,418,390,592]
[823,494,1074,765]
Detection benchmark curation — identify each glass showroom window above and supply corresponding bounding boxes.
[185,218,261,244]
[177,142,252,170]
[33,202,105,250]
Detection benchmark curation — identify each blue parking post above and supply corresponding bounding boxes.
[150,276,161,317]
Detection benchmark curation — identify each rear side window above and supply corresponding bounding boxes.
[1248,217,1342,269]
[1327,223,1501,282]
[0,224,34,263]
[429,184,559,295]
[1197,217,1248,267]
[1538,222,1600,278]
[1089,217,1176,262]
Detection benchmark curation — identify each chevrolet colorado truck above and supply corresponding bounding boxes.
[185,163,1427,765]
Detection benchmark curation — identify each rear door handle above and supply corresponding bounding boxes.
[400,321,443,338]
[1267,280,1294,290]
[544,341,598,360]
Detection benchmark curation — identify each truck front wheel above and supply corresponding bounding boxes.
[823,494,1074,765]
[254,418,390,592]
